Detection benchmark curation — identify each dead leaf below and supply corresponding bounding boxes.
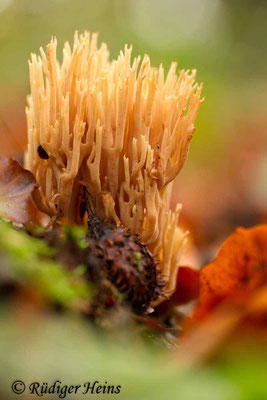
[177,225,267,365]
[199,225,267,313]
[135,316,168,332]
[177,297,244,367]
[174,266,200,305]
[156,266,200,318]
[0,158,38,223]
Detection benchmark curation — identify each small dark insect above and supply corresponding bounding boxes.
[84,190,164,313]
[37,145,49,159]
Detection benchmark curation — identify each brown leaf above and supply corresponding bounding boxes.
[0,158,38,223]
[174,266,200,305]
[177,225,267,365]
[156,266,200,318]
[135,316,168,332]
[178,283,267,365]
[198,225,267,314]
[177,297,244,367]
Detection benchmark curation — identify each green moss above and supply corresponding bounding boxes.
[62,225,88,249]
[134,252,142,270]
[0,219,90,308]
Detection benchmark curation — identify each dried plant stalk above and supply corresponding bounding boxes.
[25,32,203,300]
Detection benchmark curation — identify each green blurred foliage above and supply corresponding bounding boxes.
[62,225,88,249]
[0,310,266,400]
[0,219,90,308]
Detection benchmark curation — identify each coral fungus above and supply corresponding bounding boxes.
[25,32,203,299]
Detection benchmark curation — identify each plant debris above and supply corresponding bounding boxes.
[177,225,267,365]
[84,193,164,313]
[197,225,267,315]
[0,158,38,223]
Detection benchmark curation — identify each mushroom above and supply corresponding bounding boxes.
[25,32,203,301]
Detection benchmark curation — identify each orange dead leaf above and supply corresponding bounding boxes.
[0,158,38,224]
[199,225,267,313]
[177,225,267,365]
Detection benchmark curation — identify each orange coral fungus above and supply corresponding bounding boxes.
[25,32,203,299]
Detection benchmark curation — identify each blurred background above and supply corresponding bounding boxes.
[0,0,266,262]
[0,1,267,399]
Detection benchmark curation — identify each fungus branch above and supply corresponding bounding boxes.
[25,32,203,301]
